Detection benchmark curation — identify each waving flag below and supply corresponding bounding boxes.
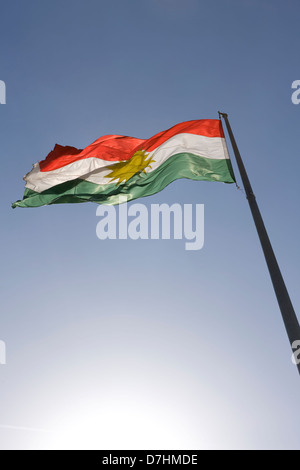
[12,119,235,208]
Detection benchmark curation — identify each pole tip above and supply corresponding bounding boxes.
[218,111,228,119]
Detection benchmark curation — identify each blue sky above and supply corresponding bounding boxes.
[1,0,300,449]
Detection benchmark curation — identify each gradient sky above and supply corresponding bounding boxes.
[1,0,300,450]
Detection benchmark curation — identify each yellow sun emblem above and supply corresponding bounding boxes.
[105,150,155,184]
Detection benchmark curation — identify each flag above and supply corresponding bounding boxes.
[12,119,235,208]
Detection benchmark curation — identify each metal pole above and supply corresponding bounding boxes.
[219,112,300,375]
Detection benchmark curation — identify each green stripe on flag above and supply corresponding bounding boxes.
[12,153,235,208]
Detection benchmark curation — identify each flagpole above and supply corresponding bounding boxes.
[219,112,300,376]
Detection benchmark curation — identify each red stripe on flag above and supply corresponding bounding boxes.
[39,120,224,172]
[143,119,224,152]
[39,135,144,172]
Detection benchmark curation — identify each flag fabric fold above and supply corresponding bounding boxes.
[12,119,235,208]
